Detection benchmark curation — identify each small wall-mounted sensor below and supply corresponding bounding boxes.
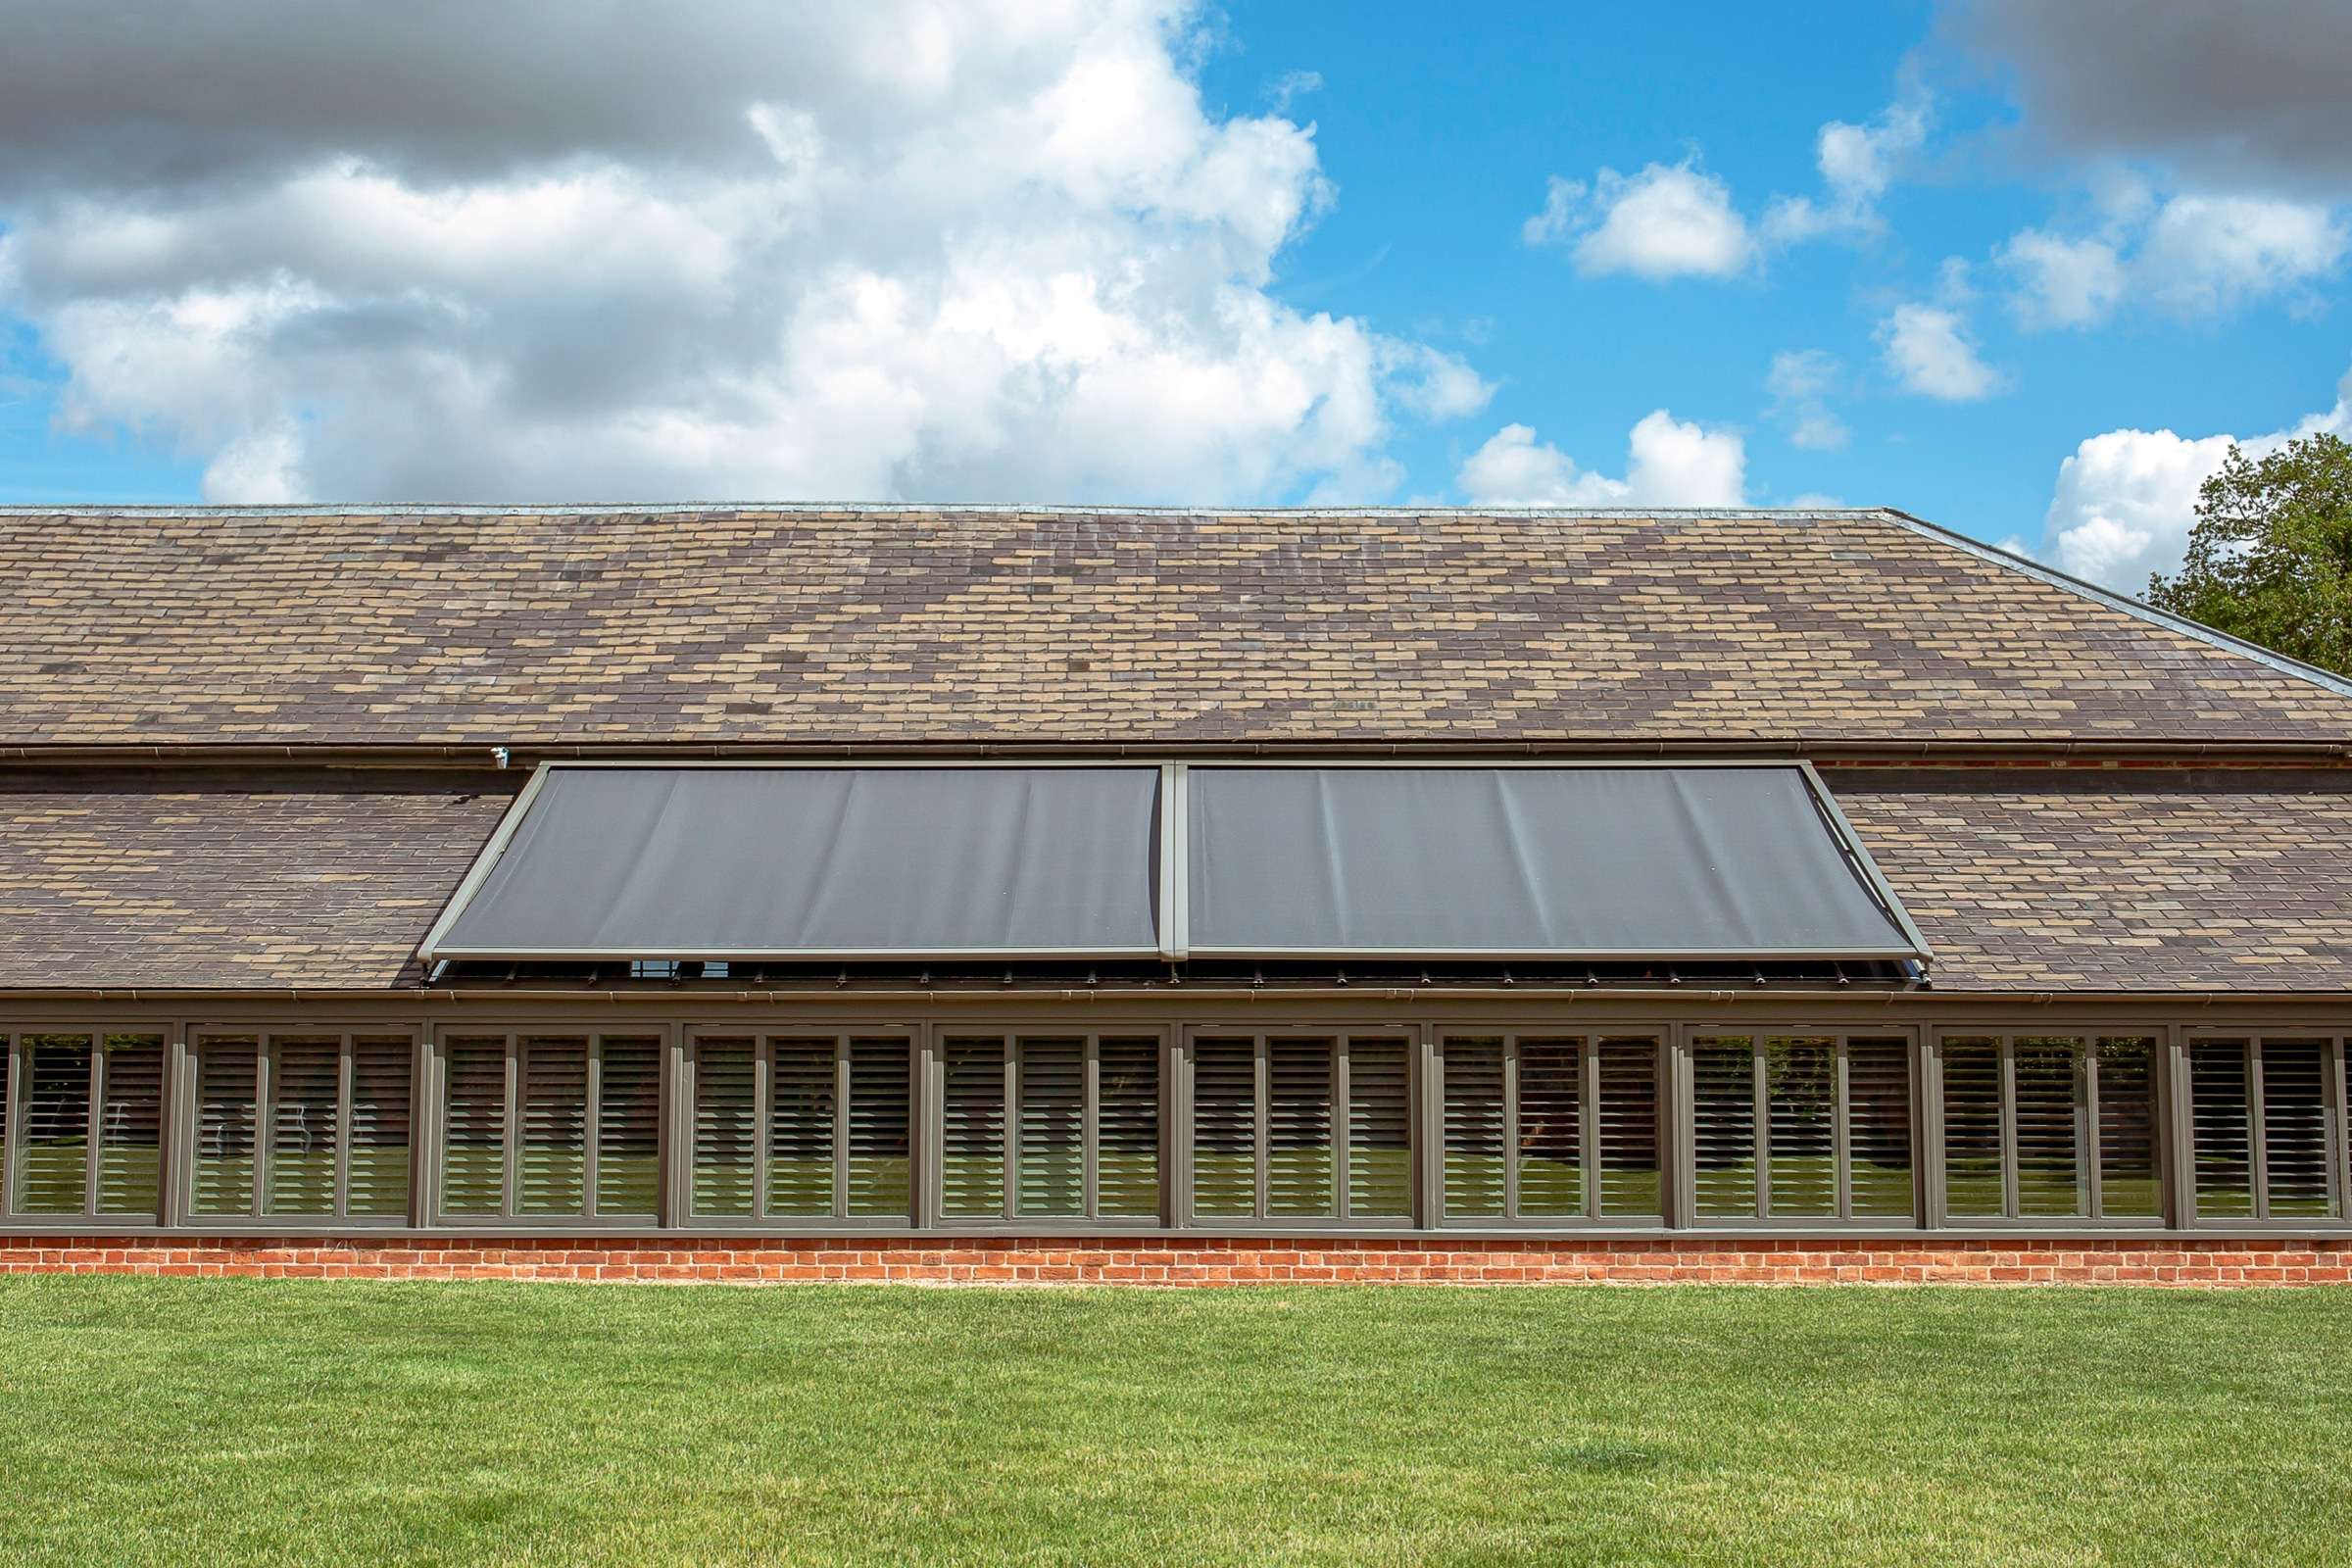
[492,746,511,769]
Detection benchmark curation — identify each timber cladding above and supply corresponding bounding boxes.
[4,1235,2347,1287]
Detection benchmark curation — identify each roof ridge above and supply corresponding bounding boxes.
[0,502,1883,518]
[1873,508,2352,702]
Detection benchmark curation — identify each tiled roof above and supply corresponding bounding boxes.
[3,506,2349,746]
[4,769,2350,993]
[1836,774,2352,991]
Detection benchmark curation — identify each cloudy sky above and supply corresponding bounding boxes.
[1,0,2348,594]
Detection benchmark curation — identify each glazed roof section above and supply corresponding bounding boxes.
[4,505,2350,747]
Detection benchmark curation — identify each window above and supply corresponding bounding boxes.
[688,1034,913,1222]
[939,1034,1163,1223]
[1687,1034,1915,1222]
[1936,1035,2159,1221]
[438,1032,662,1220]
[1438,1034,1666,1222]
[1188,1033,1411,1223]
[190,1032,416,1220]
[2188,1037,2347,1221]
[5,1031,165,1219]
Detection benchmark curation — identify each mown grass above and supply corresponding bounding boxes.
[0,1278,2345,1566]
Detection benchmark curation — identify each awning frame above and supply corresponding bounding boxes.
[418,758,1931,967]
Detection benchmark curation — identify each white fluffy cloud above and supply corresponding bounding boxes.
[1875,304,2003,401]
[2025,362,2352,590]
[0,1,1490,503]
[1522,163,1757,280]
[2000,193,2345,328]
[1455,411,1746,508]
[1762,97,1929,243]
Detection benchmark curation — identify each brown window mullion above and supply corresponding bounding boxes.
[1253,1035,1270,1223]
[2248,1039,2271,1222]
[2082,1044,2104,1219]
[1501,1035,1521,1223]
[253,1036,273,1219]
[1580,1038,1601,1223]
[1750,1037,1770,1220]
[834,1037,854,1222]
[503,1034,521,1220]
[333,1034,355,1220]
[582,1036,604,1221]
[1333,1037,1353,1222]
[1832,1037,1852,1221]
[83,1037,106,1219]
[1998,1036,2020,1220]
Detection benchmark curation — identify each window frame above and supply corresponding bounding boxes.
[0,1024,172,1223]
[2181,1032,2348,1225]
[1677,1028,1924,1227]
[182,1026,424,1226]
[1432,1026,1672,1227]
[1925,1029,2169,1227]
[681,1027,920,1229]
[1177,1026,1422,1230]
[931,1027,1172,1228]
[429,1026,669,1226]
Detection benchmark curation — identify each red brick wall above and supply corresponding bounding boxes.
[3,1235,2349,1286]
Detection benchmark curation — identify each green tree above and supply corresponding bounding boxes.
[2146,431,2352,675]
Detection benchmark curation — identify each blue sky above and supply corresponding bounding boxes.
[1,1,2346,592]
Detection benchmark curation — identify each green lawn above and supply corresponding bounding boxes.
[2,1281,2347,1565]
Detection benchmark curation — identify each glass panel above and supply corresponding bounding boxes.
[1595,1037,1661,1217]
[517,1037,589,1216]
[691,1038,755,1217]
[265,1036,340,1216]
[767,1039,836,1218]
[1097,1037,1160,1219]
[1191,1038,1256,1219]
[192,1036,260,1217]
[2190,1040,2254,1219]
[1348,1038,1411,1220]
[1765,1038,1836,1218]
[940,1037,1006,1220]
[2093,1037,2159,1219]
[1267,1037,1335,1218]
[19,1035,93,1214]
[596,1037,662,1216]
[1940,1037,2003,1218]
[1517,1039,1584,1218]
[348,1036,414,1217]
[442,1036,509,1216]
[95,1034,164,1218]
[1016,1038,1085,1218]
[1441,1038,1505,1219]
[2262,1040,2331,1217]
[844,1038,910,1218]
[1690,1038,1756,1219]
[1845,1038,1913,1219]
[2014,1037,2086,1218]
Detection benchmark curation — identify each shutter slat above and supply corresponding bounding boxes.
[596,1036,662,1217]
[844,1038,910,1219]
[192,1036,260,1217]
[1940,1037,2003,1218]
[691,1038,756,1217]
[1845,1037,1913,1219]
[941,1037,1006,1219]
[1096,1037,1160,1219]
[348,1036,414,1217]
[1442,1038,1506,1219]
[767,1040,836,1217]
[2262,1039,2331,1216]
[1016,1038,1085,1217]
[18,1035,93,1215]
[1517,1039,1584,1218]
[1766,1038,1836,1218]
[1690,1038,1755,1218]
[266,1036,340,1216]
[1594,1038,1661,1217]
[1191,1039,1256,1218]
[2189,1040,2255,1218]
[1266,1038,1334,1218]
[1347,1038,1410,1219]
[94,1034,164,1219]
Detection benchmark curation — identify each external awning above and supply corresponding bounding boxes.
[423,761,1927,965]
[1182,764,1924,960]
[424,765,1164,958]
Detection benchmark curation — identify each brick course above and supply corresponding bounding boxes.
[4,1235,2346,1286]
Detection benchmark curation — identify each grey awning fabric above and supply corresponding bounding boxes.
[430,766,1162,957]
[1183,765,1922,958]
